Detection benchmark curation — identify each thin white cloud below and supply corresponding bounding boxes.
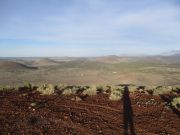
[0,0,180,56]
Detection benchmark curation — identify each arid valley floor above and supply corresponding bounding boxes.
[0,54,180,86]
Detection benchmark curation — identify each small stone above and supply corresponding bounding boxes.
[30,103,36,107]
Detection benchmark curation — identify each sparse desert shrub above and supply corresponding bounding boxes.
[109,86,124,101]
[109,89,123,101]
[105,85,112,93]
[176,86,180,91]
[97,85,112,94]
[153,86,173,95]
[137,86,145,90]
[96,85,103,93]
[136,85,146,93]
[0,85,15,91]
[54,84,67,95]
[73,85,89,94]
[62,88,73,95]
[111,85,124,91]
[144,86,156,95]
[171,97,180,109]
[18,83,35,92]
[0,85,4,91]
[62,85,82,95]
[71,86,79,94]
[80,85,90,90]
[128,85,138,93]
[82,85,97,96]
[172,86,180,94]
[24,83,34,90]
[37,84,55,95]
[58,84,67,90]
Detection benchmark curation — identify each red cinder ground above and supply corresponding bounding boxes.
[0,90,179,135]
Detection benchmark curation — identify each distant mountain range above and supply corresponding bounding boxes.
[160,50,180,56]
[0,50,180,59]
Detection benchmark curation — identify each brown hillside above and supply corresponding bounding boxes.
[33,58,60,66]
[0,61,37,70]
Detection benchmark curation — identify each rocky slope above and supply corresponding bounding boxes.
[0,84,179,134]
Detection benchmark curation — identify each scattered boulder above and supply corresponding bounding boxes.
[30,103,36,107]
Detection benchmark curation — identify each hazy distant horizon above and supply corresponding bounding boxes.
[0,50,180,58]
[0,0,180,57]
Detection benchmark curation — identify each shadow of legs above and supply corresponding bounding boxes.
[123,86,136,135]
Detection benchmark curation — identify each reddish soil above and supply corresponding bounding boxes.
[0,90,179,135]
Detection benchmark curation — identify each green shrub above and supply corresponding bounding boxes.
[97,85,111,94]
[109,89,123,101]
[109,86,124,101]
[172,86,180,94]
[62,88,73,95]
[37,84,55,95]
[128,85,138,93]
[24,83,33,90]
[153,86,173,95]
[53,84,67,95]
[0,85,14,91]
[171,97,180,109]
[0,85,3,91]
[144,86,156,95]
[96,85,103,93]
[82,85,97,96]
[62,85,83,95]
[72,85,84,94]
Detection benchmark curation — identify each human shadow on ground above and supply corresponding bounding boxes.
[123,86,136,135]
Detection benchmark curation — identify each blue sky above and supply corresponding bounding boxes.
[0,0,180,57]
